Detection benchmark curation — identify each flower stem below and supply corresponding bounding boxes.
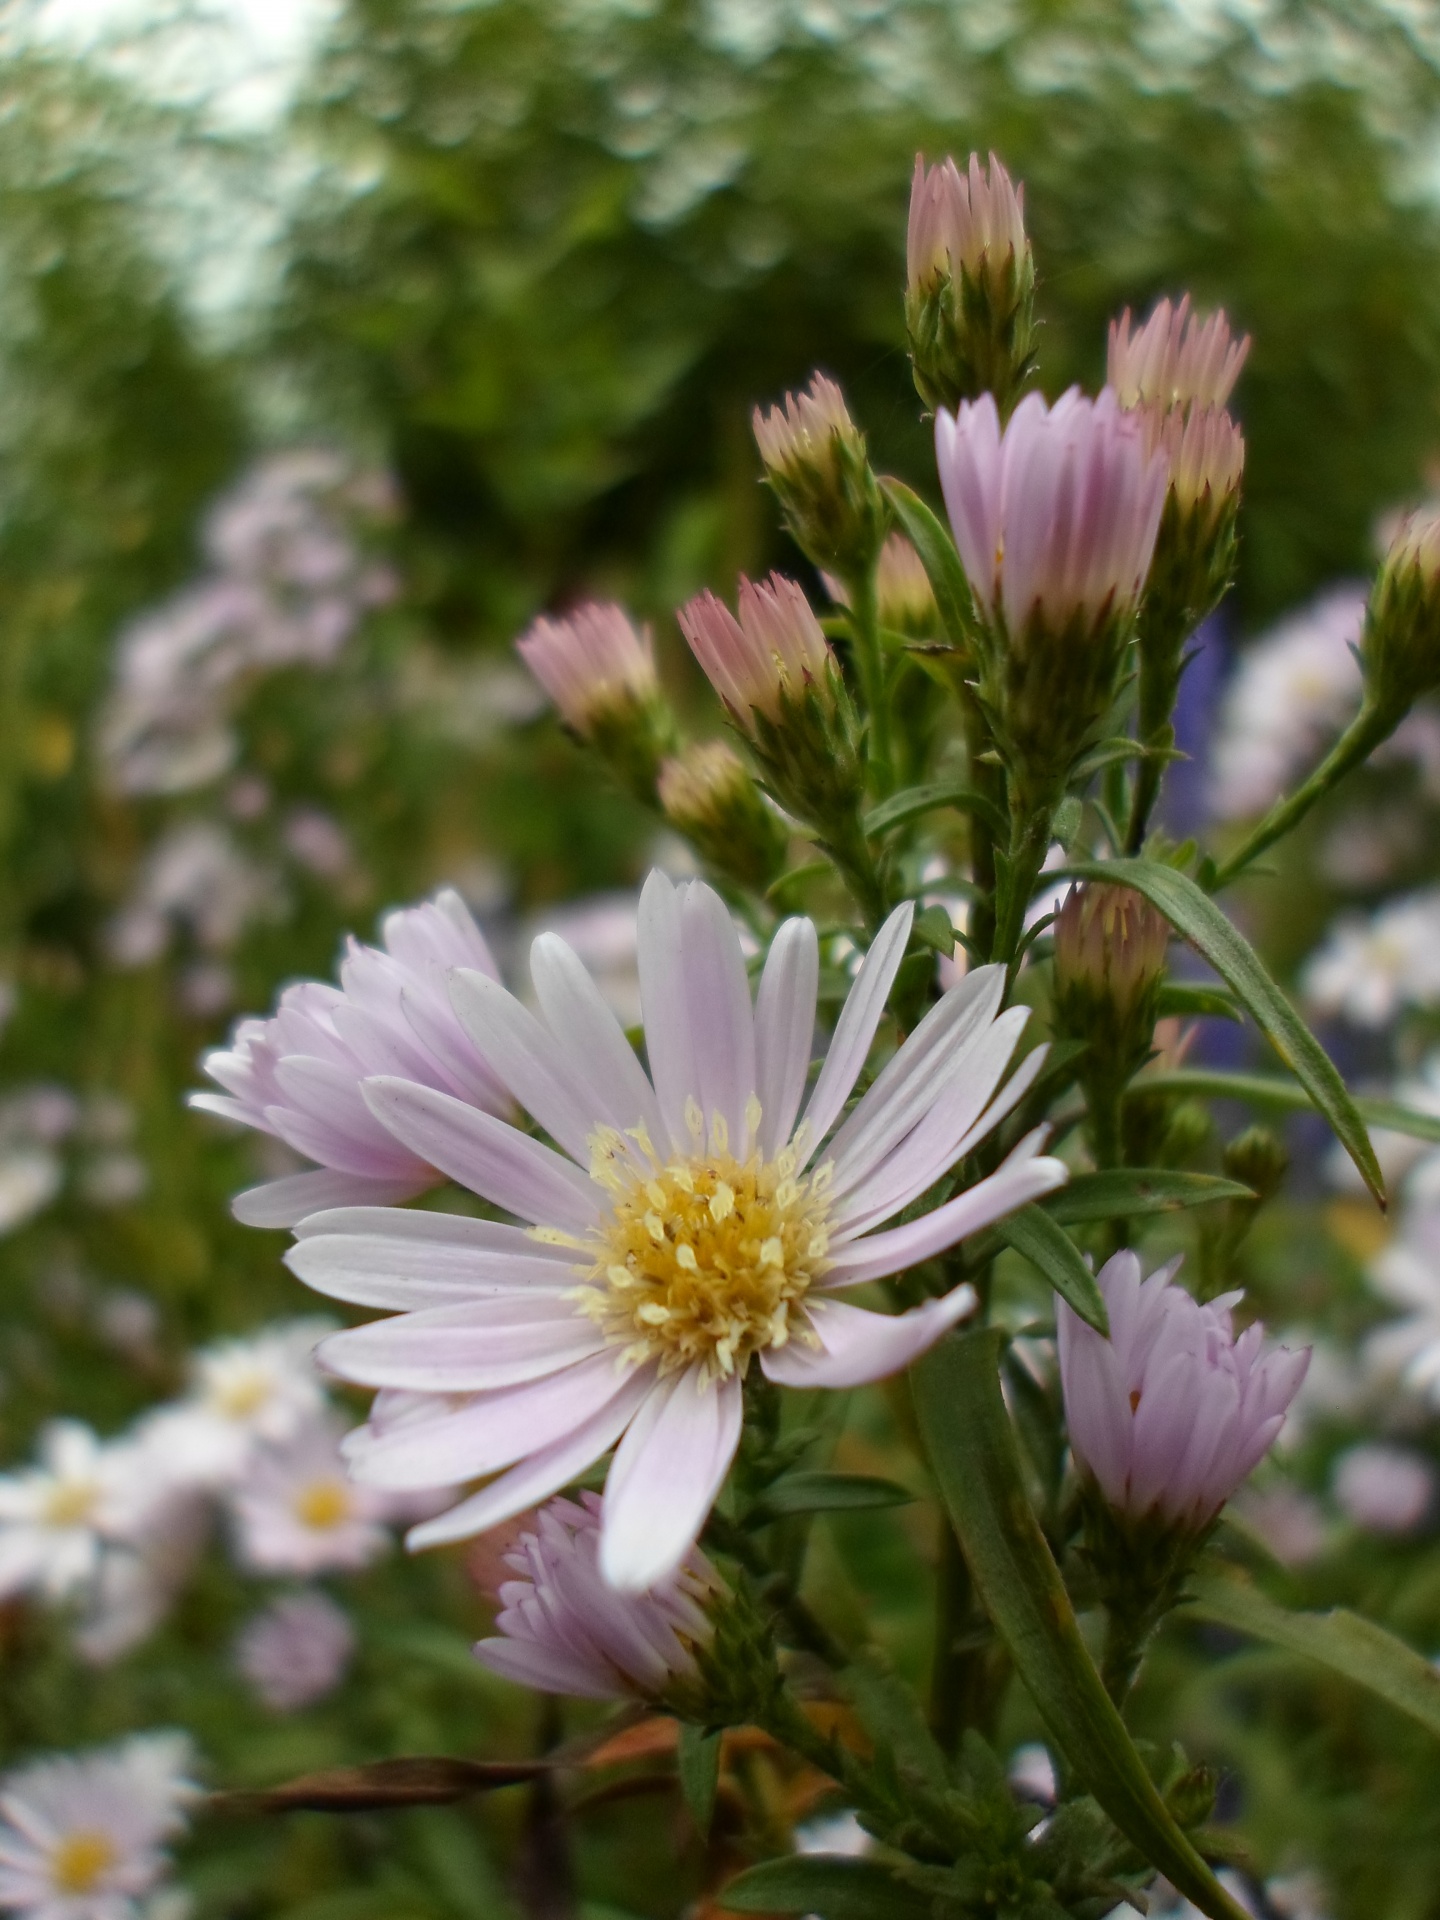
[990,790,1057,969]
[845,563,894,799]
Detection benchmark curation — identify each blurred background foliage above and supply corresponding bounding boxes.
[4,2,1440,1916]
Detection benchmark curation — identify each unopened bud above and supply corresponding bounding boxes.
[658,741,788,890]
[1361,505,1440,722]
[1221,1125,1289,1208]
[752,373,884,577]
[1108,296,1249,415]
[905,152,1036,415]
[827,532,938,639]
[1053,882,1169,1085]
[516,601,676,801]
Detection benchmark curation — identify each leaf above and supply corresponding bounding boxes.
[1136,1068,1440,1147]
[720,1855,932,1920]
[879,478,973,648]
[676,1724,722,1836]
[1155,983,1242,1024]
[1043,1169,1253,1225]
[758,1470,916,1516]
[995,1205,1109,1334]
[210,1757,547,1815]
[1184,1570,1440,1743]
[912,903,956,956]
[912,1329,1253,1920]
[1063,859,1384,1204]
[840,1650,950,1796]
[863,781,1005,839]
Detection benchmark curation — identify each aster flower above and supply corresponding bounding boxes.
[0,1733,195,1920]
[474,1491,720,1701]
[657,742,787,891]
[1058,1251,1309,1533]
[824,533,938,639]
[1301,887,1440,1028]
[1366,1200,1440,1400]
[285,871,1066,1590]
[1362,503,1440,720]
[0,1424,157,1605]
[905,153,1035,413]
[235,1590,356,1711]
[192,889,510,1226]
[137,1320,332,1488]
[516,602,659,739]
[752,374,882,576]
[1331,1443,1435,1535]
[679,575,839,731]
[227,1415,398,1576]
[1107,296,1250,415]
[907,153,1027,298]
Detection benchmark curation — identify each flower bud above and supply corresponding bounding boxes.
[752,373,884,578]
[1221,1125,1289,1209]
[906,152,1036,414]
[658,740,788,891]
[826,532,938,639]
[1361,505,1440,722]
[516,602,677,802]
[1053,883,1169,1061]
[1107,296,1249,414]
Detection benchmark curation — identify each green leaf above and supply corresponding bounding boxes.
[1184,1570,1440,1744]
[758,1471,916,1517]
[676,1724,722,1836]
[995,1205,1109,1334]
[1135,1068,1440,1147]
[720,1856,931,1920]
[879,478,973,648]
[1063,859,1384,1204]
[1043,1169,1253,1224]
[911,903,956,956]
[839,1650,950,1796]
[912,1329,1253,1920]
[863,780,1006,839]
[1155,983,1242,1024]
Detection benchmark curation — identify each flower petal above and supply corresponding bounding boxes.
[637,871,699,1154]
[798,901,914,1155]
[319,1297,604,1392]
[529,932,665,1143]
[599,1367,743,1592]
[286,1226,575,1310]
[754,916,819,1158]
[233,1169,431,1230]
[446,968,602,1163]
[761,1288,978,1389]
[680,881,757,1153]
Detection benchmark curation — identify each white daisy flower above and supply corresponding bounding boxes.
[137,1321,332,1489]
[0,1425,158,1606]
[283,871,1067,1591]
[0,1732,195,1920]
[227,1415,396,1576]
[1302,887,1440,1029]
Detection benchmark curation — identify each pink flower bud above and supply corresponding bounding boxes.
[752,373,860,479]
[678,574,837,729]
[1107,296,1250,414]
[1141,402,1246,516]
[515,602,658,737]
[907,152,1027,296]
[1058,1252,1310,1534]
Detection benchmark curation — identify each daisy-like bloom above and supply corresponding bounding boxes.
[227,1415,397,1576]
[287,871,1067,1591]
[474,1491,720,1701]
[1365,1199,1440,1401]
[515,602,660,740]
[1301,887,1440,1028]
[907,152,1027,297]
[137,1320,332,1488]
[235,1590,356,1711]
[1331,1442,1436,1535]
[678,575,839,731]
[1107,295,1250,415]
[0,1424,156,1604]
[0,1733,195,1920]
[192,889,510,1227]
[752,373,858,481]
[1059,1252,1310,1533]
[936,388,1168,638]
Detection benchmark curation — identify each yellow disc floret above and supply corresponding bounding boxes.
[51,1831,116,1895]
[294,1478,353,1531]
[568,1098,832,1383]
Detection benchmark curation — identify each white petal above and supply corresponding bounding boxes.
[680,881,757,1152]
[636,870,697,1154]
[291,1206,574,1250]
[760,1288,977,1389]
[798,902,914,1155]
[530,933,665,1141]
[234,1169,432,1229]
[286,1230,574,1310]
[362,1077,600,1230]
[319,1298,605,1392]
[754,917,819,1158]
[599,1367,743,1592]
[446,969,602,1163]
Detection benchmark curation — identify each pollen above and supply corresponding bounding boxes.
[574,1116,832,1382]
[51,1831,116,1895]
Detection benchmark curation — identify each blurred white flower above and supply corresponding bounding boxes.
[1332,1442,1436,1533]
[235,1590,355,1710]
[1007,1744,1058,1805]
[1302,888,1440,1028]
[281,808,354,881]
[1265,1870,1331,1920]
[0,1424,159,1604]
[0,1732,196,1920]
[1229,1482,1329,1566]
[105,823,282,968]
[139,1321,331,1490]
[1366,1203,1440,1403]
[0,1151,62,1235]
[71,1501,210,1668]
[227,1416,395,1575]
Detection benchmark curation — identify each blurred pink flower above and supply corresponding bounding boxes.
[516,602,658,736]
[228,1415,396,1576]
[236,1590,356,1711]
[1107,295,1250,413]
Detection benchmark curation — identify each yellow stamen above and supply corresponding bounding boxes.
[52,1832,116,1895]
[44,1480,98,1528]
[295,1479,353,1530]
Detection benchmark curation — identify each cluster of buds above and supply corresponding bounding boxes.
[516,602,677,803]
[1360,504,1440,724]
[658,740,788,892]
[678,574,865,837]
[936,388,1168,813]
[753,374,884,582]
[906,152,1036,416]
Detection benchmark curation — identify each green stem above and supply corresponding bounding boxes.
[1209,697,1396,890]
[846,563,893,799]
[990,792,1057,969]
[822,814,889,935]
[961,697,1000,960]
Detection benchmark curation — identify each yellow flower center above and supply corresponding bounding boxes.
[212,1370,272,1418]
[294,1478,352,1530]
[560,1101,832,1383]
[43,1479,98,1528]
[51,1831,116,1895]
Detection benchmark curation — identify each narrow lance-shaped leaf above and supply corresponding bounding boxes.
[721,1855,932,1920]
[863,781,1006,839]
[1064,858,1385,1204]
[758,1471,916,1517]
[677,1724,722,1836]
[912,1329,1252,1920]
[879,478,974,648]
[1184,1569,1440,1744]
[1043,1169,1253,1225]
[1136,1067,1440,1148]
[996,1205,1109,1334]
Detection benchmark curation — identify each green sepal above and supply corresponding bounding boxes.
[756,1471,916,1517]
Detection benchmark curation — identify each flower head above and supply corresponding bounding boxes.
[658,742,786,891]
[1058,1252,1309,1533]
[227,1414,398,1576]
[235,1590,356,1711]
[1140,402,1246,519]
[1331,1443,1435,1535]
[679,575,837,730]
[1301,887,1440,1028]
[1107,296,1250,414]
[752,375,882,576]
[193,889,509,1226]
[906,154,1035,412]
[516,603,658,737]
[283,871,1066,1590]
[1054,883,1169,1027]
[0,1733,195,1920]
[825,533,937,639]
[1362,504,1440,719]
[474,1491,720,1701]
[140,1320,332,1487]
[0,1424,157,1605]
[907,153,1027,297]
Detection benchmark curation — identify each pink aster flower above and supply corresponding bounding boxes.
[906,152,1027,296]
[515,603,659,738]
[192,889,509,1227]
[1058,1252,1310,1533]
[285,871,1067,1591]
[935,388,1168,637]
[227,1415,397,1576]
[678,575,838,729]
[235,1590,356,1711]
[1107,295,1250,414]
[474,1491,719,1701]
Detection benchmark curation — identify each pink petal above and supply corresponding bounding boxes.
[636,871,699,1154]
[286,1227,574,1310]
[529,932,666,1143]
[680,881,758,1153]
[234,1168,431,1229]
[754,917,819,1157]
[447,967,602,1163]
[799,902,914,1154]
[760,1287,978,1389]
[319,1297,604,1392]
[599,1367,743,1592]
